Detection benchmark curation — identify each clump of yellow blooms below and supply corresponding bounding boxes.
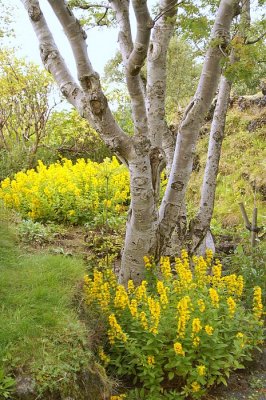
[147,355,155,366]
[209,288,219,308]
[253,286,263,319]
[108,314,127,344]
[174,341,185,356]
[83,249,264,400]
[0,157,130,224]
[227,296,237,318]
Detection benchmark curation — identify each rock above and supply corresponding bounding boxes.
[238,94,266,110]
[15,376,36,399]
[247,116,266,132]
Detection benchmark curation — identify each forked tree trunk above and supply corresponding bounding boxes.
[21,0,239,284]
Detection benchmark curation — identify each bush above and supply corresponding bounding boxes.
[0,157,129,226]
[83,250,264,400]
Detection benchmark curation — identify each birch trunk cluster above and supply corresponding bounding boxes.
[21,0,240,283]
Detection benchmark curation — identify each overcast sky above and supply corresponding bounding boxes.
[4,0,120,77]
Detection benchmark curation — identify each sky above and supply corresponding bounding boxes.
[4,0,120,77]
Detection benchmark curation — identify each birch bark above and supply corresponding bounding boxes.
[158,0,238,256]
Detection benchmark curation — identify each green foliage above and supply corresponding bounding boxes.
[222,243,266,304]
[187,107,265,233]
[166,37,201,121]
[18,219,66,245]
[84,252,264,399]
[46,109,112,162]
[0,215,112,399]
[0,49,56,176]
[0,369,15,399]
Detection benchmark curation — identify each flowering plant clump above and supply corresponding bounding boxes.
[0,157,129,225]
[84,250,264,400]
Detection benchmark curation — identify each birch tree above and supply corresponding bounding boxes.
[21,0,241,283]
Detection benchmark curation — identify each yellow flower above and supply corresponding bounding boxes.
[253,286,263,319]
[147,355,155,366]
[192,318,202,335]
[209,288,219,308]
[128,299,138,318]
[148,296,161,334]
[197,299,205,312]
[205,325,214,335]
[157,280,169,307]
[191,381,201,392]
[173,341,185,356]
[143,255,152,270]
[98,346,110,365]
[227,296,237,318]
[139,311,148,330]
[127,280,135,294]
[160,256,172,279]
[193,336,200,347]
[177,296,191,338]
[197,365,206,376]
[114,285,129,310]
[110,395,127,400]
[135,280,148,302]
[108,314,127,344]
[236,332,244,339]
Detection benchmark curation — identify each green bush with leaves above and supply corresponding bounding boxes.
[84,250,264,400]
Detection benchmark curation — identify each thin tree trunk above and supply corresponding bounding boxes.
[189,75,232,253]
[158,0,238,256]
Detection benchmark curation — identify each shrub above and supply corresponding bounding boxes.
[0,157,129,226]
[83,250,264,400]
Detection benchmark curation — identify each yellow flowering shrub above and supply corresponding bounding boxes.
[83,250,264,400]
[0,157,129,225]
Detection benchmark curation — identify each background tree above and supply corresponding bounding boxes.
[20,0,263,283]
[0,50,56,177]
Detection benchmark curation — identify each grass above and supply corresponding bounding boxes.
[0,207,111,399]
[187,106,266,235]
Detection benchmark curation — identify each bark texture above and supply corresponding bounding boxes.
[158,0,237,255]
[21,0,241,284]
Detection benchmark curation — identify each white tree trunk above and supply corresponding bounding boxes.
[21,0,240,284]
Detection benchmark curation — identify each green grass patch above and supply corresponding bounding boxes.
[0,207,111,399]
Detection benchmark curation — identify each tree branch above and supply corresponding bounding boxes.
[111,0,149,138]
[146,0,178,168]
[21,0,133,160]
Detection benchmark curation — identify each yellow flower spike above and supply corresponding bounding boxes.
[108,314,127,344]
[193,336,200,347]
[148,297,161,335]
[191,381,201,392]
[157,280,169,307]
[227,296,237,318]
[143,255,153,270]
[209,288,219,308]
[197,299,206,313]
[173,341,185,356]
[127,280,135,294]
[139,311,149,330]
[205,249,213,264]
[160,256,172,279]
[98,346,110,365]
[128,299,138,318]
[192,318,202,335]
[236,275,244,297]
[177,296,191,338]
[253,286,263,319]
[205,325,214,335]
[114,285,129,310]
[197,365,206,376]
[135,280,148,302]
[147,355,155,366]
